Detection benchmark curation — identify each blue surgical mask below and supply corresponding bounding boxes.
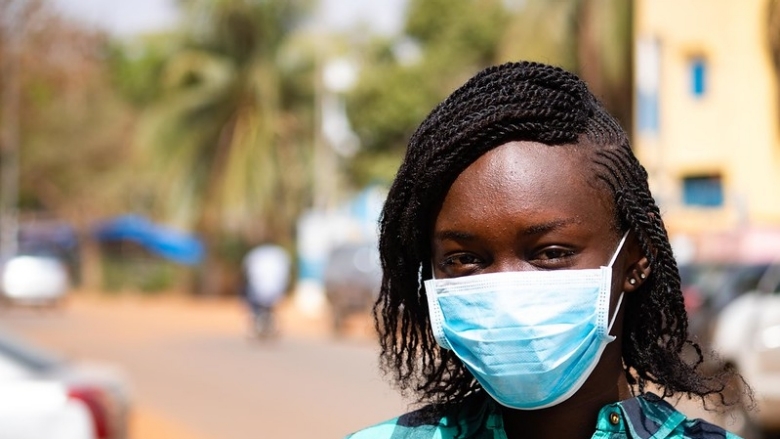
[423,232,629,410]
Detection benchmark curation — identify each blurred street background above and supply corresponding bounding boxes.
[0,293,407,439]
[1,0,780,438]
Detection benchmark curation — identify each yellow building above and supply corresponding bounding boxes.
[634,0,780,262]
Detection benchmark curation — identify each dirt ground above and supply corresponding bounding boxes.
[6,291,380,439]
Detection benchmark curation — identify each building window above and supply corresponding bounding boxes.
[636,37,661,135]
[637,91,659,134]
[682,174,723,207]
[689,57,707,97]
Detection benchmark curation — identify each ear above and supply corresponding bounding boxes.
[621,232,651,293]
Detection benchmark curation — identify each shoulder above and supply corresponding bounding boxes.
[603,393,742,439]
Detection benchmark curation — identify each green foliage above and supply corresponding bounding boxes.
[497,0,579,70]
[405,0,508,64]
[346,56,438,154]
[346,149,405,188]
[134,0,315,268]
[179,0,311,62]
[107,35,179,107]
[100,247,181,293]
[347,0,507,151]
[573,0,633,129]
[769,0,780,125]
[344,0,633,188]
[7,7,141,223]
[3,0,636,296]
[501,0,633,127]
[344,0,511,186]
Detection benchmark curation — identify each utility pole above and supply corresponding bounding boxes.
[0,0,23,261]
[312,49,333,211]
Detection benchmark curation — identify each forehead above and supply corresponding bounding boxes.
[435,141,614,231]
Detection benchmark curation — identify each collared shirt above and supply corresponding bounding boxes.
[346,393,741,439]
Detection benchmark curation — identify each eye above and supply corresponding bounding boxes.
[438,253,484,276]
[531,246,576,267]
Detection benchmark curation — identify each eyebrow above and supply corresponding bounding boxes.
[433,230,477,242]
[523,218,582,236]
[434,217,581,242]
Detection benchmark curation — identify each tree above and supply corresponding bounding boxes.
[344,0,510,186]
[768,0,780,127]
[0,0,143,221]
[134,0,313,294]
[0,0,147,289]
[498,0,633,130]
[574,0,633,131]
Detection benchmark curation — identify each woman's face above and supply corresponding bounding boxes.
[431,140,625,280]
[430,140,644,402]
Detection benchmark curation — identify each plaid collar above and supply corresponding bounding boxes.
[347,393,738,439]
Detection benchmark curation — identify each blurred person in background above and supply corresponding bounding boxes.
[241,243,291,339]
[347,61,747,439]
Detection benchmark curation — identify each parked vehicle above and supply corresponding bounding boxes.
[0,330,131,439]
[0,380,95,439]
[711,262,780,438]
[0,254,71,306]
[323,242,382,334]
[680,262,769,348]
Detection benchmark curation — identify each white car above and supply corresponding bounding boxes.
[0,331,131,439]
[0,380,95,439]
[0,254,70,305]
[711,262,780,437]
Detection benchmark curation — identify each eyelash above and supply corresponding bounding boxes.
[437,247,577,274]
[533,247,576,262]
[440,253,482,269]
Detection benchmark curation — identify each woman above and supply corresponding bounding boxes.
[347,61,746,439]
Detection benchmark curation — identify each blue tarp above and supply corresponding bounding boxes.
[94,215,204,266]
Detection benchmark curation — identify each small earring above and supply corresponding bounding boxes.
[639,273,646,280]
[629,278,637,285]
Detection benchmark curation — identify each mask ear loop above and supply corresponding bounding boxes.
[606,231,630,336]
[607,231,630,268]
[607,293,624,335]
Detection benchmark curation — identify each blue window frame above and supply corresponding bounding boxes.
[682,175,723,207]
[689,57,707,97]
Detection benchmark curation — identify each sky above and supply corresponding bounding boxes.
[50,0,408,38]
[50,0,180,37]
[317,0,407,36]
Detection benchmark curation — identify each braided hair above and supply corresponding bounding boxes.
[375,61,738,414]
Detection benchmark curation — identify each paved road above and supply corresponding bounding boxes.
[0,295,410,439]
